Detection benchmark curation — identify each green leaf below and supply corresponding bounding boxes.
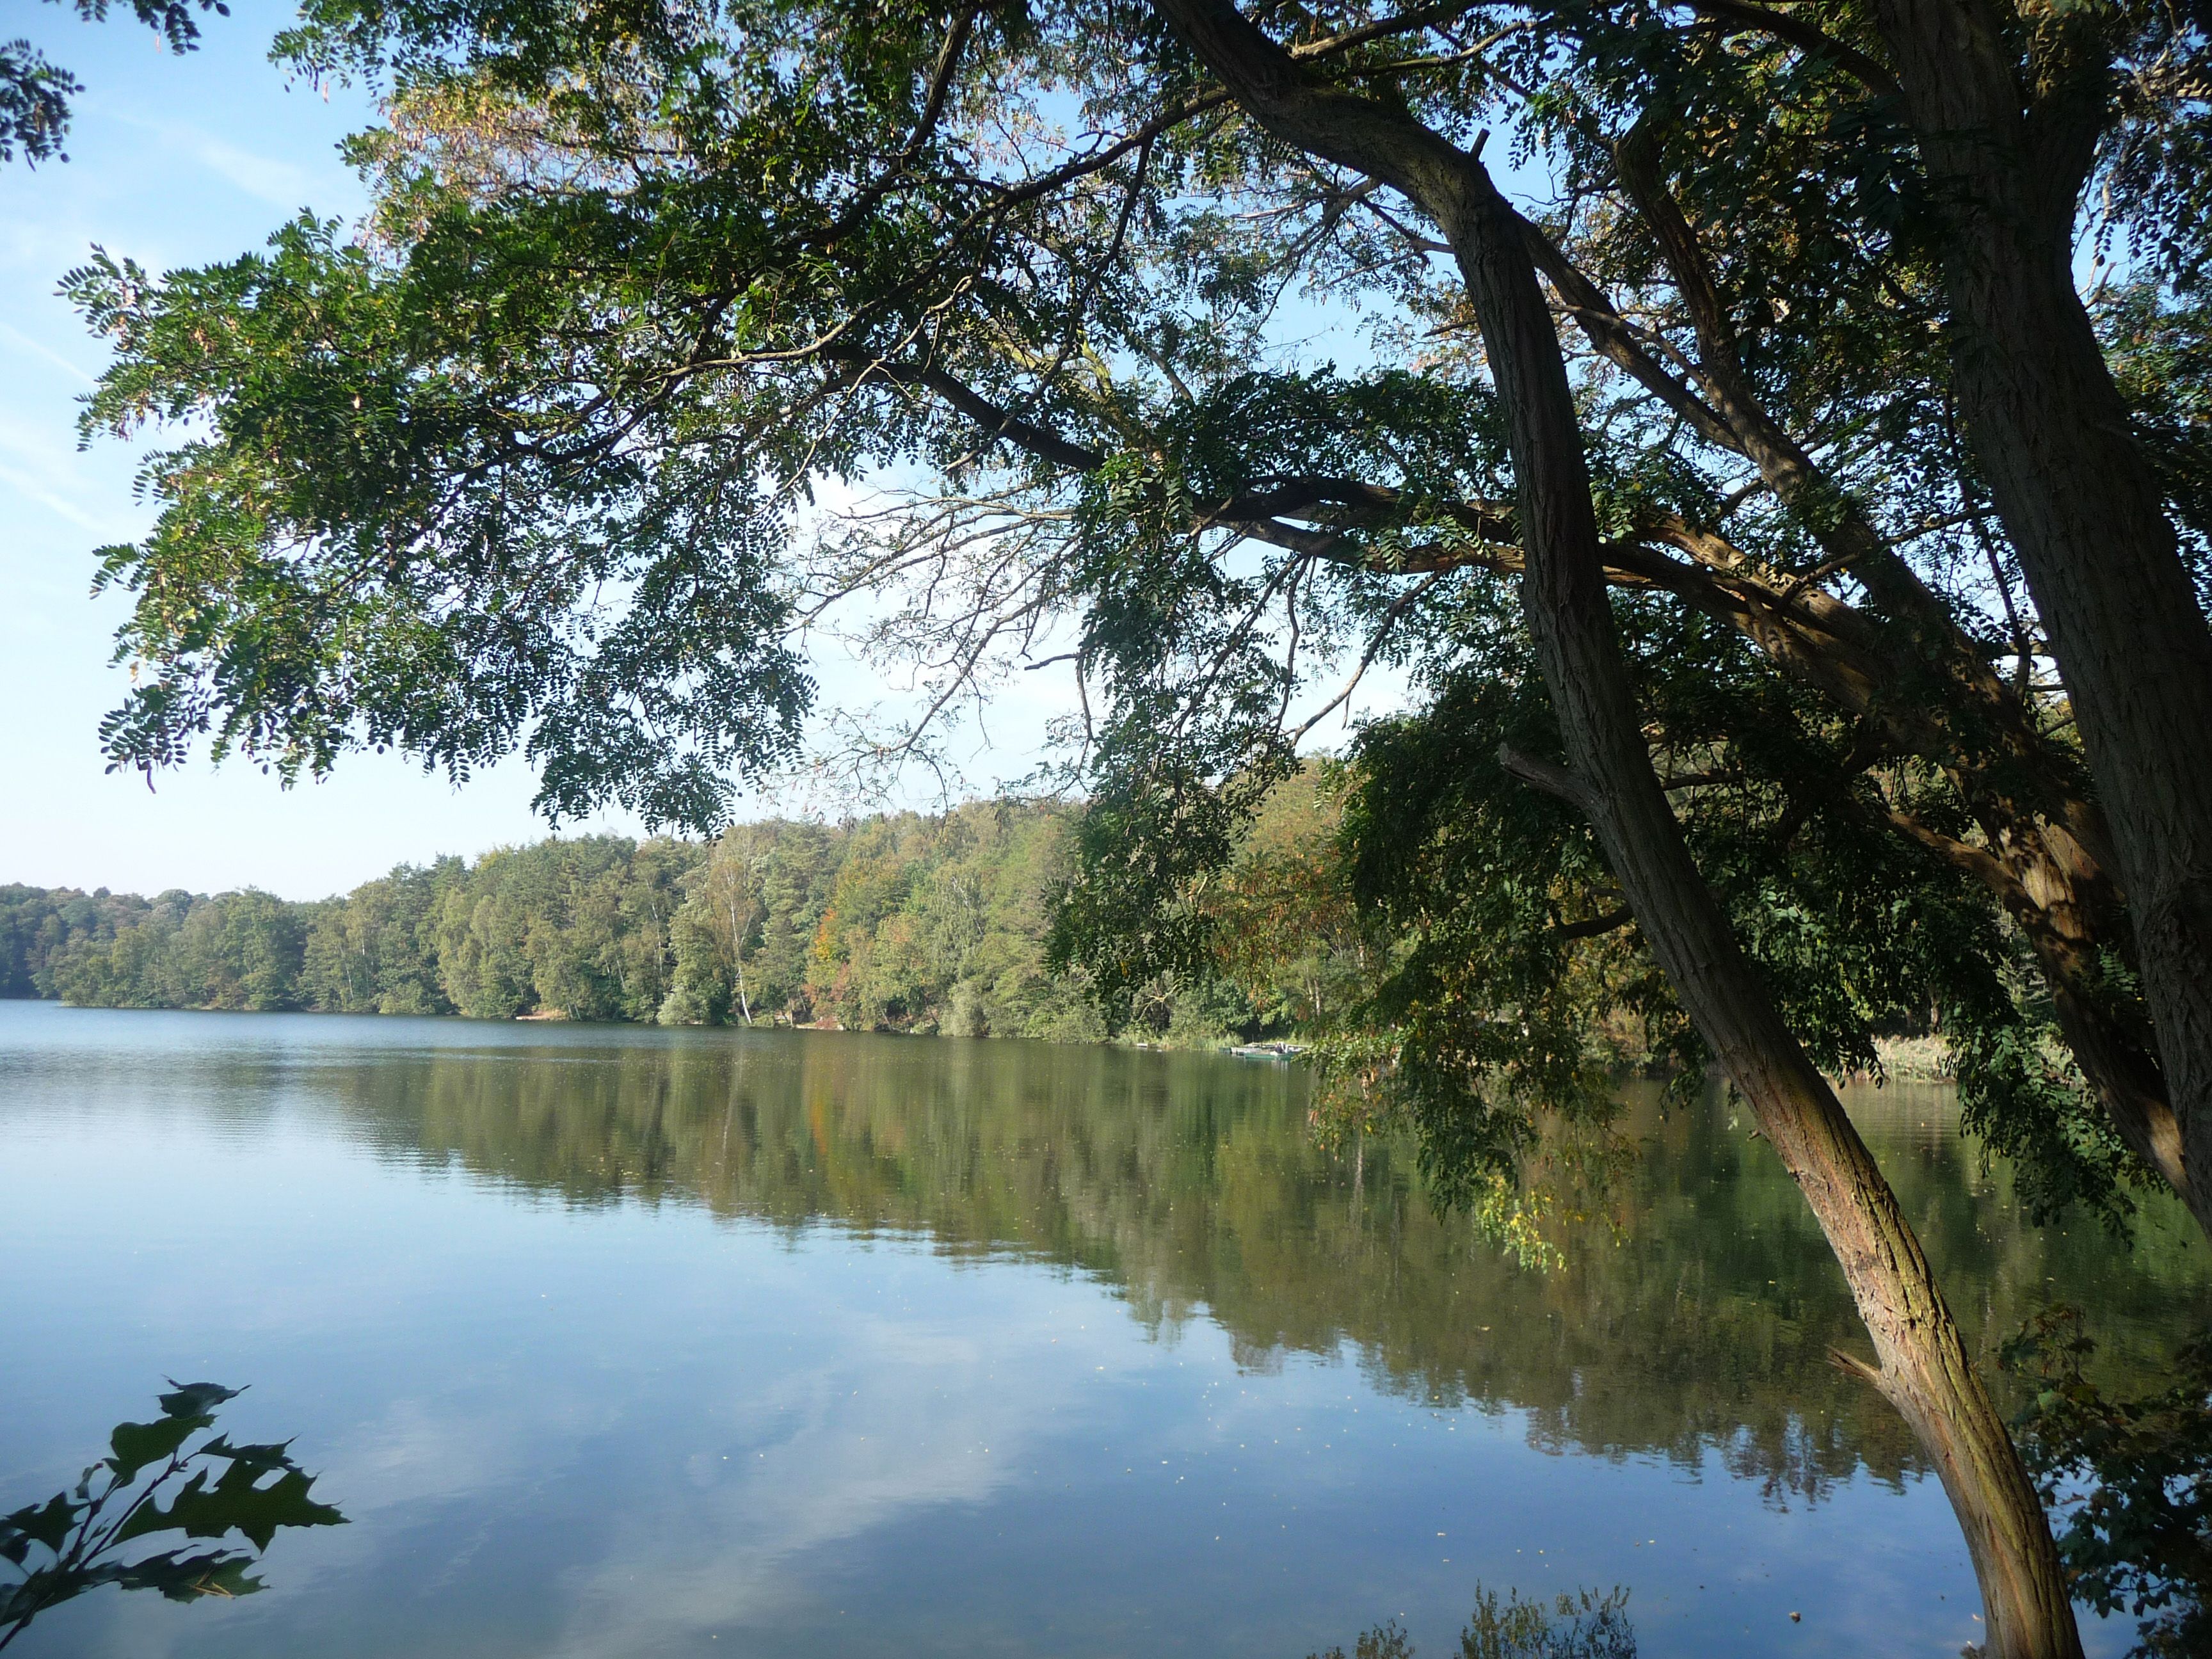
[0,1562,69,1624]
[193,1436,295,1474]
[113,1548,264,1603]
[0,1493,77,1563]
[113,1462,343,1553]
[107,1414,203,1484]
[157,1381,242,1419]
[0,1381,344,1649]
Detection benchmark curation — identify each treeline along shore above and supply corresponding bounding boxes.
[0,785,1353,1043]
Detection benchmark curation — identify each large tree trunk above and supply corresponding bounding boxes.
[1148,5,2086,1651]
[1595,133,2194,1218]
[1872,0,2212,1225]
[1460,156,2087,1659]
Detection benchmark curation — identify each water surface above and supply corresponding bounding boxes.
[3,1001,2204,1657]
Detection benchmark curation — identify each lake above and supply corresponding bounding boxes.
[3,1000,2205,1658]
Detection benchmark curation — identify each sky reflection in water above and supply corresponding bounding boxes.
[2,1000,2205,1658]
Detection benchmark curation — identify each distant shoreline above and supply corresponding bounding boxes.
[0,993,1284,1054]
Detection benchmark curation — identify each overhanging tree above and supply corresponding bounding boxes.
[57,1,2212,1651]
[72,0,2212,1233]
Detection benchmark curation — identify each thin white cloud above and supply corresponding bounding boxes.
[188,132,319,209]
[0,321,98,385]
[0,459,109,533]
[0,397,152,542]
[0,215,109,278]
[95,105,321,210]
[0,407,85,472]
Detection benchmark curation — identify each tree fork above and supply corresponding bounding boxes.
[1514,137,2193,1231]
[1148,3,2083,1649]
[897,257,2195,1229]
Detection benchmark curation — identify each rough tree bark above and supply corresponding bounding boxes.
[1535,144,2191,1214]
[1872,0,2212,1224]
[1146,3,2085,1651]
[1583,136,2185,1221]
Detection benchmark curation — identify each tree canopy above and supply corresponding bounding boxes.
[52,4,2212,1638]
[77,0,2212,1240]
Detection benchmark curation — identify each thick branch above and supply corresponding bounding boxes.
[1499,742,1601,816]
[1687,0,1902,97]
[1555,906,1637,940]
[862,359,1107,472]
[806,4,987,252]
[1516,216,1738,448]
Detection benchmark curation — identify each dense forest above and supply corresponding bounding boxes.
[0,783,1354,1043]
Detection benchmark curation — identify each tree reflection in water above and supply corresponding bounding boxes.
[311,1031,2206,1506]
[1309,1585,1635,1658]
[0,1382,344,1651]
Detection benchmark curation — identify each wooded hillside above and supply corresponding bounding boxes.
[1,782,1354,1042]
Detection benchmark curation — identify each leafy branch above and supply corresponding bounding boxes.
[0,1380,345,1651]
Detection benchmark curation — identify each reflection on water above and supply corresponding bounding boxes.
[0,1382,342,1651]
[312,1025,2202,1498]
[1,1004,2206,1658]
[1313,1587,1637,1659]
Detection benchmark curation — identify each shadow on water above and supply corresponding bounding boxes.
[0,1383,344,1652]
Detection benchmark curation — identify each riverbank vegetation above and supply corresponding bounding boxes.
[0,776,1359,1043]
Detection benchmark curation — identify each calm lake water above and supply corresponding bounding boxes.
[3,1000,2207,1658]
